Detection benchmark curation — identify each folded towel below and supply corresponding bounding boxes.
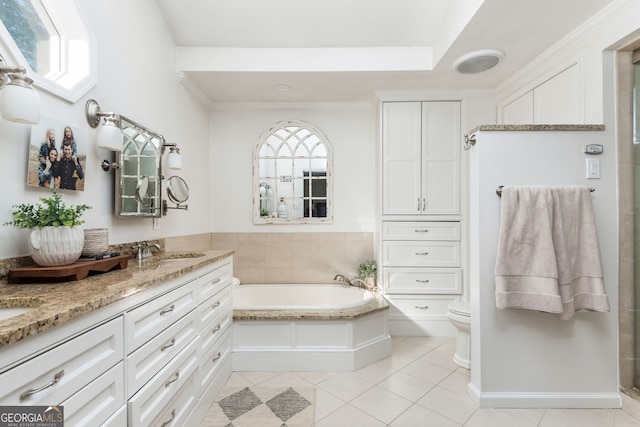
[494,185,609,319]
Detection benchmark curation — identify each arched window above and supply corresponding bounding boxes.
[254,120,332,224]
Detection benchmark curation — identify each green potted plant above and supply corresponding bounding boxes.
[358,259,377,290]
[5,192,91,266]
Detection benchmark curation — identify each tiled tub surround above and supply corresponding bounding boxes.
[211,232,374,284]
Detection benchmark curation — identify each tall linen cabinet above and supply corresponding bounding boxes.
[380,101,463,336]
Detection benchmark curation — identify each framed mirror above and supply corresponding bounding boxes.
[116,116,164,217]
[254,120,332,224]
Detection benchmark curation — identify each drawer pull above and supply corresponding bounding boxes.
[161,337,176,352]
[415,252,429,256]
[415,305,429,310]
[415,279,430,283]
[422,198,426,211]
[212,351,222,363]
[165,372,180,387]
[417,198,421,211]
[414,229,429,233]
[212,301,221,309]
[213,278,221,284]
[212,324,221,334]
[159,304,175,315]
[160,409,176,427]
[20,370,64,401]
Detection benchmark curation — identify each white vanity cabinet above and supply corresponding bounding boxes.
[0,317,125,426]
[382,101,460,216]
[381,100,463,336]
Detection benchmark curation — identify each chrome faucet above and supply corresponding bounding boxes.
[134,241,161,260]
[348,277,369,290]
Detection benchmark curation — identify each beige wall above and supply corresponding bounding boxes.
[211,232,374,284]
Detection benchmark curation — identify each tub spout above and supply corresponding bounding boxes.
[348,277,370,290]
[333,274,352,285]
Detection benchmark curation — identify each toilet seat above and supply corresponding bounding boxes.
[447,301,470,317]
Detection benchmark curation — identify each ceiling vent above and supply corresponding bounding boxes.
[453,49,504,74]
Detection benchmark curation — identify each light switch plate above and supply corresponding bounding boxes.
[586,158,600,179]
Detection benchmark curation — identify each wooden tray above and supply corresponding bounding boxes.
[8,255,131,282]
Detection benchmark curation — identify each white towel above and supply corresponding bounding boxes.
[494,185,609,319]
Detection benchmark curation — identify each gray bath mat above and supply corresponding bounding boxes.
[202,386,316,426]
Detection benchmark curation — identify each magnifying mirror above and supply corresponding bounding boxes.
[135,176,149,206]
[167,176,189,204]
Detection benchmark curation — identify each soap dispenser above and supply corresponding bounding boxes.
[277,197,287,218]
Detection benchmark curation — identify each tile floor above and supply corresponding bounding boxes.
[209,336,640,426]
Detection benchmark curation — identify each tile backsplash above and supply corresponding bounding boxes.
[211,232,374,284]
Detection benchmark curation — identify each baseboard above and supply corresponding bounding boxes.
[467,382,622,408]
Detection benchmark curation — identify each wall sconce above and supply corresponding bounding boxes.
[85,99,122,151]
[0,53,41,124]
[163,143,182,170]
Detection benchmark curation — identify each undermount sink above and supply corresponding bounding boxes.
[0,298,43,322]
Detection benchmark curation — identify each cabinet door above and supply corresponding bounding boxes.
[382,102,422,214]
[422,102,460,215]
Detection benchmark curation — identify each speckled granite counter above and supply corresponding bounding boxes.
[0,249,233,349]
[467,124,605,134]
[233,293,389,321]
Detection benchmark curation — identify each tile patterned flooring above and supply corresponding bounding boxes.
[209,336,640,426]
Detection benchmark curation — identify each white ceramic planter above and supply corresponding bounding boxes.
[29,226,84,266]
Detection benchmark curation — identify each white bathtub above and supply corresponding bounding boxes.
[231,283,391,371]
[233,284,374,310]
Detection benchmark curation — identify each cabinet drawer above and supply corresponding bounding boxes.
[199,285,232,328]
[383,222,460,241]
[0,316,123,405]
[200,308,233,355]
[199,260,233,304]
[387,295,458,319]
[127,310,198,396]
[384,267,462,294]
[383,241,460,267]
[128,338,199,426]
[198,329,232,392]
[62,362,125,427]
[125,280,197,354]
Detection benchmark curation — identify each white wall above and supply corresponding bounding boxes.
[468,129,619,407]
[210,104,376,232]
[0,0,211,258]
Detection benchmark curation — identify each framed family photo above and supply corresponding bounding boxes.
[27,117,87,192]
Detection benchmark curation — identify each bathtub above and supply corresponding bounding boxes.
[232,283,391,371]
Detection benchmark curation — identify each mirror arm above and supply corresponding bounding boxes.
[162,200,189,216]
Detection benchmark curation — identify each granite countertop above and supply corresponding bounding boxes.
[233,293,390,322]
[467,124,605,134]
[0,250,234,349]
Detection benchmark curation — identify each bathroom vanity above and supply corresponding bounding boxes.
[0,250,233,426]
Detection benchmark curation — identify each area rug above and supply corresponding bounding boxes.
[202,386,316,427]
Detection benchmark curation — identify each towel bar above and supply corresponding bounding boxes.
[496,185,595,197]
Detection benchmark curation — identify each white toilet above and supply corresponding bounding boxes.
[447,301,471,369]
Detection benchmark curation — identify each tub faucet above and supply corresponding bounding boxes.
[348,277,369,290]
[333,274,352,285]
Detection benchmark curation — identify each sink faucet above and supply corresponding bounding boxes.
[134,241,161,260]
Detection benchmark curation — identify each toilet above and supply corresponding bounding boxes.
[447,301,471,369]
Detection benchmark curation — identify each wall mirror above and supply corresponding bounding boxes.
[254,120,332,224]
[163,175,189,215]
[116,116,163,217]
